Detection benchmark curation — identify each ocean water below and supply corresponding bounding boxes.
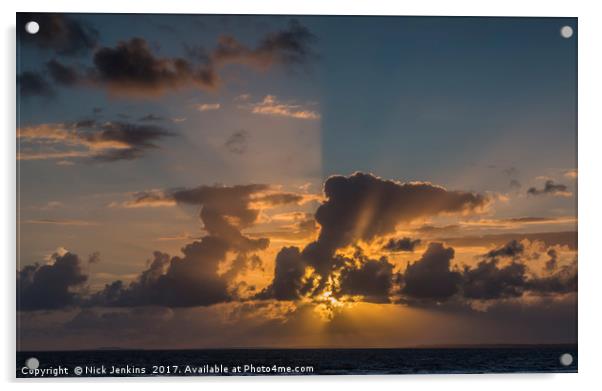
[16,346,577,377]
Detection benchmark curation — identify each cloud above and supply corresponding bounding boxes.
[91,38,219,96]
[527,260,577,295]
[545,249,558,272]
[23,219,97,226]
[196,103,221,111]
[257,247,307,301]
[460,240,576,301]
[212,19,316,70]
[527,180,572,197]
[224,130,248,154]
[17,120,173,162]
[18,13,99,56]
[308,173,488,273]
[18,72,54,97]
[400,243,462,301]
[261,172,488,301]
[484,239,524,259]
[138,114,164,122]
[338,254,395,303]
[91,242,230,307]
[382,237,421,252]
[18,252,88,310]
[564,169,578,179]
[92,183,314,307]
[115,190,177,208]
[461,259,527,300]
[88,252,101,264]
[247,95,320,120]
[49,21,316,98]
[46,59,80,85]
[440,231,577,251]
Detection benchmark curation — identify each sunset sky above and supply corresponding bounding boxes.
[17,13,577,350]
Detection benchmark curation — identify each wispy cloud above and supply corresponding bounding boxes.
[23,219,98,226]
[195,103,221,112]
[109,190,177,208]
[246,95,320,120]
[564,169,578,179]
[17,120,172,162]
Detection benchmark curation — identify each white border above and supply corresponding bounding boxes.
[2,1,601,390]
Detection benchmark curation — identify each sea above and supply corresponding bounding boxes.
[17,346,577,377]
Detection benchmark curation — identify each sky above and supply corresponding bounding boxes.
[16,13,577,350]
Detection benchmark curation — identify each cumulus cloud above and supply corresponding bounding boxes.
[261,172,488,301]
[527,260,577,295]
[401,243,461,301]
[462,259,527,300]
[17,120,172,162]
[527,180,572,197]
[308,173,488,271]
[18,252,88,310]
[91,183,318,307]
[16,174,576,314]
[91,38,219,96]
[18,13,99,56]
[461,240,576,301]
[23,20,317,97]
[338,255,395,303]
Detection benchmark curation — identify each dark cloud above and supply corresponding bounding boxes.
[36,21,316,97]
[170,184,271,252]
[257,247,308,301]
[138,114,164,122]
[224,130,249,154]
[527,260,577,295]
[83,121,173,161]
[46,59,79,85]
[87,251,101,264]
[18,120,173,162]
[440,231,577,251]
[461,259,527,300]
[308,172,487,275]
[484,239,524,259]
[261,172,488,301]
[92,241,230,307]
[401,243,461,301]
[18,13,99,56]
[338,255,395,303]
[18,252,88,310]
[18,72,54,97]
[527,180,570,196]
[91,38,219,96]
[213,19,316,70]
[92,183,305,307]
[382,237,421,252]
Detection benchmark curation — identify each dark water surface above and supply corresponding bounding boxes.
[17,346,577,377]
